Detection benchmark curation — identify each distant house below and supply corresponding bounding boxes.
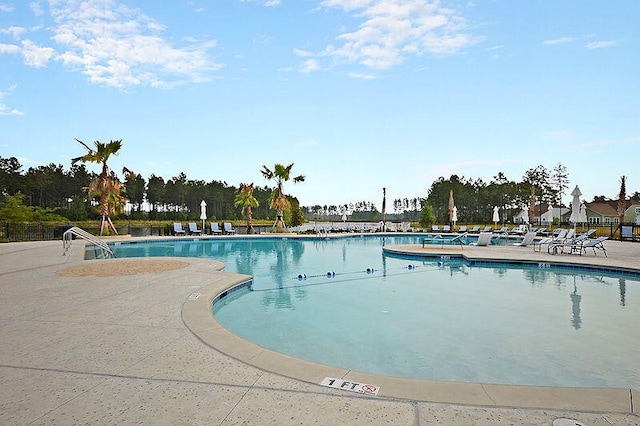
[523,204,564,225]
[584,200,640,225]
[538,204,564,225]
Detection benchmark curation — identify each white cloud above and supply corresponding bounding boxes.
[21,39,55,67]
[45,0,221,88]
[0,85,25,116]
[0,42,20,54]
[293,48,314,57]
[585,40,617,49]
[299,58,320,73]
[347,71,376,79]
[543,37,577,45]
[303,0,477,73]
[240,0,281,6]
[30,2,44,16]
[0,4,14,12]
[0,26,27,39]
[565,136,639,150]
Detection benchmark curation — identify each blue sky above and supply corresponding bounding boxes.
[1,0,638,209]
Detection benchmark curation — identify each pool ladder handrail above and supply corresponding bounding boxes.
[62,226,115,258]
[422,232,467,249]
[316,226,329,238]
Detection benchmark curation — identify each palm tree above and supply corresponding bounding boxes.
[235,182,259,234]
[260,163,305,233]
[72,139,132,235]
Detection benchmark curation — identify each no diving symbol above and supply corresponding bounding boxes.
[361,384,377,394]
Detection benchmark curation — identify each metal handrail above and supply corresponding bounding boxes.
[62,226,114,258]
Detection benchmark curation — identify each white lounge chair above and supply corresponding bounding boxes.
[470,232,492,246]
[510,231,536,247]
[223,222,236,234]
[210,223,222,235]
[533,229,567,252]
[173,222,186,236]
[548,234,589,255]
[579,236,609,257]
[188,222,202,235]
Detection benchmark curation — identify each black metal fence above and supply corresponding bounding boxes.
[0,222,61,242]
[0,222,261,242]
[1,222,636,242]
[0,223,173,242]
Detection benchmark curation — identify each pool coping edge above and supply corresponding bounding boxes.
[181,263,636,415]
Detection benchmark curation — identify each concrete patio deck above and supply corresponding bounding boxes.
[1,235,639,425]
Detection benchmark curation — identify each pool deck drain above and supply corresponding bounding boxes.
[1,235,639,425]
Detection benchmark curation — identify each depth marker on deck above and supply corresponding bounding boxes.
[320,377,380,395]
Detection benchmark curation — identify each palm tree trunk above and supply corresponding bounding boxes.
[274,207,285,233]
[246,206,255,234]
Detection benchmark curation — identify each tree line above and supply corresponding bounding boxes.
[2,155,637,225]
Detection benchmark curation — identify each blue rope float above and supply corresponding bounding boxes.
[293,264,422,282]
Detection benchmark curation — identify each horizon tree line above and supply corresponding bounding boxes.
[2,155,639,225]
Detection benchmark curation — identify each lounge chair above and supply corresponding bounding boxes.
[431,225,441,232]
[210,223,222,235]
[536,227,547,236]
[510,231,536,247]
[548,234,589,255]
[581,229,596,238]
[223,222,236,234]
[469,226,480,233]
[579,236,609,257]
[495,227,509,234]
[188,222,202,235]
[173,222,186,236]
[458,225,467,233]
[470,232,492,246]
[509,225,523,234]
[533,229,567,252]
[443,225,451,232]
[482,226,492,232]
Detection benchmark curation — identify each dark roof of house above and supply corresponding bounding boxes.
[586,200,640,216]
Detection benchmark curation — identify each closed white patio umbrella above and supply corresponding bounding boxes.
[578,202,588,224]
[569,186,582,228]
[200,200,207,231]
[492,206,500,225]
[452,205,458,229]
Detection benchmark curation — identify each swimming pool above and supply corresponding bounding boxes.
[111,235,640,389]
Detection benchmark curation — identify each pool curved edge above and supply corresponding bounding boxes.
[181,267,637,415]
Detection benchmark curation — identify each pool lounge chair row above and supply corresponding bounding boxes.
[548,235,608,257]
[531,228,605,256]
[431,225,493,233]
[173,222,236,236]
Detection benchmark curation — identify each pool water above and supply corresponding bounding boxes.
[111,235,640,389]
